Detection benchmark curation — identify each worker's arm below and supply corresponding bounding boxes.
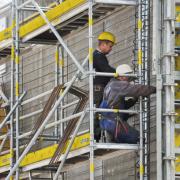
[110,81,156,98]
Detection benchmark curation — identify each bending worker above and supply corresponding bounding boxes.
[93,32,116,142]
[99,64,156,144]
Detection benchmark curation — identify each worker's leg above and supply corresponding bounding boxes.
[94,85,104,142]
[115,122,139,144]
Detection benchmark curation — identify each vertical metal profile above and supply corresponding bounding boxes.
[10,0,15,179]
[15,0,20,178]
[88,0,94,180]
[60,46,64,137]
[153,0,163,179]
[137,0,144,179]
[55,45,60,137]
[141,0,151,179]
[162,0,176,179]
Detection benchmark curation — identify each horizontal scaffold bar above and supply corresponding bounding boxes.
[95,0,137,6]
[94,143,139,150]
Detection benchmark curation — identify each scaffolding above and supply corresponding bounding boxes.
[0,0,178,179]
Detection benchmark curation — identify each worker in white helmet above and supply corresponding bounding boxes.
[93,32,116,142]
[99,64,156,143]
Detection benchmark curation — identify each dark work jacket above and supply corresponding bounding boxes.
[102,78,156,121]
[93,50,115,86]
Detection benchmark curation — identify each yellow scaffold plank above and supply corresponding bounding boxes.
[0,133,90,168]
[175,131,180,148]
[175,56,180,71]
[176,107,180,123]
[176,156,180,172]
[176,6,180,23]
[0,0,86,42]
[175,82,180,100]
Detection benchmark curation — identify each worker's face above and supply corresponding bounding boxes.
[118,76,130,81]
[99,41,114,54]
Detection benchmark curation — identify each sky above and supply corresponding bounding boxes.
[0,0,12,8]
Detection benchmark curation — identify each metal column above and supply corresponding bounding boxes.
[15,0,20,178]
[88,0,95,180]
[59,46,65,137]
[153,0,163,179]
[137,0,144,179]
[55,45,60,137]
[162,0,176,179]
[10,0,15,179]
[141,0,151,179]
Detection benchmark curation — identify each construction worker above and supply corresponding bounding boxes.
[93,31,116,142]
[99,64,156,143]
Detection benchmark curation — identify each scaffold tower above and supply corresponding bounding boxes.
[0,0,178,179]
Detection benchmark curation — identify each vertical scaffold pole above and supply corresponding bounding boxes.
[153,0,163,179]
[137,0,144,179]
[88,0,94,180]
[10,1,15,179]
[15,0,20,178]
[60,46,64,137]
[55,45,60,138]
[163,0,175,179]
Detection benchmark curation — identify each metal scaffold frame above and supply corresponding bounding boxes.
[153,0,176,180]
[1,0,148,179]
[0,0,176,179]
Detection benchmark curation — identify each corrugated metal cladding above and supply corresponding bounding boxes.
[1,2,156,179]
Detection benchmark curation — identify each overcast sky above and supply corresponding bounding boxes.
[0,0,12,8]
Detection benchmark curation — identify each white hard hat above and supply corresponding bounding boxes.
[116,64,133,75]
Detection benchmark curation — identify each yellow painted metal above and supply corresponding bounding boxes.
[0,0,86,42]
[15,81,19,97]
[0,153,11,167]
[138,19,142,30]
[176,156,180,172]
[175,56,180,71]
[113,109,119,113]
[176,32,180,46]
[0,133,90,168]
[175,131,180,148]
[176,6,180,23]
[175,81,180,100]
[88,18,93,26]
[55,50,59,65]
[89,47,93,64]
[138,49,142,65]
[175,105,180,172]
[90,163,94,173]
[114,72,118,78]
[139,164,144,175]
[59,59,64,67]
[175,107,180,123]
